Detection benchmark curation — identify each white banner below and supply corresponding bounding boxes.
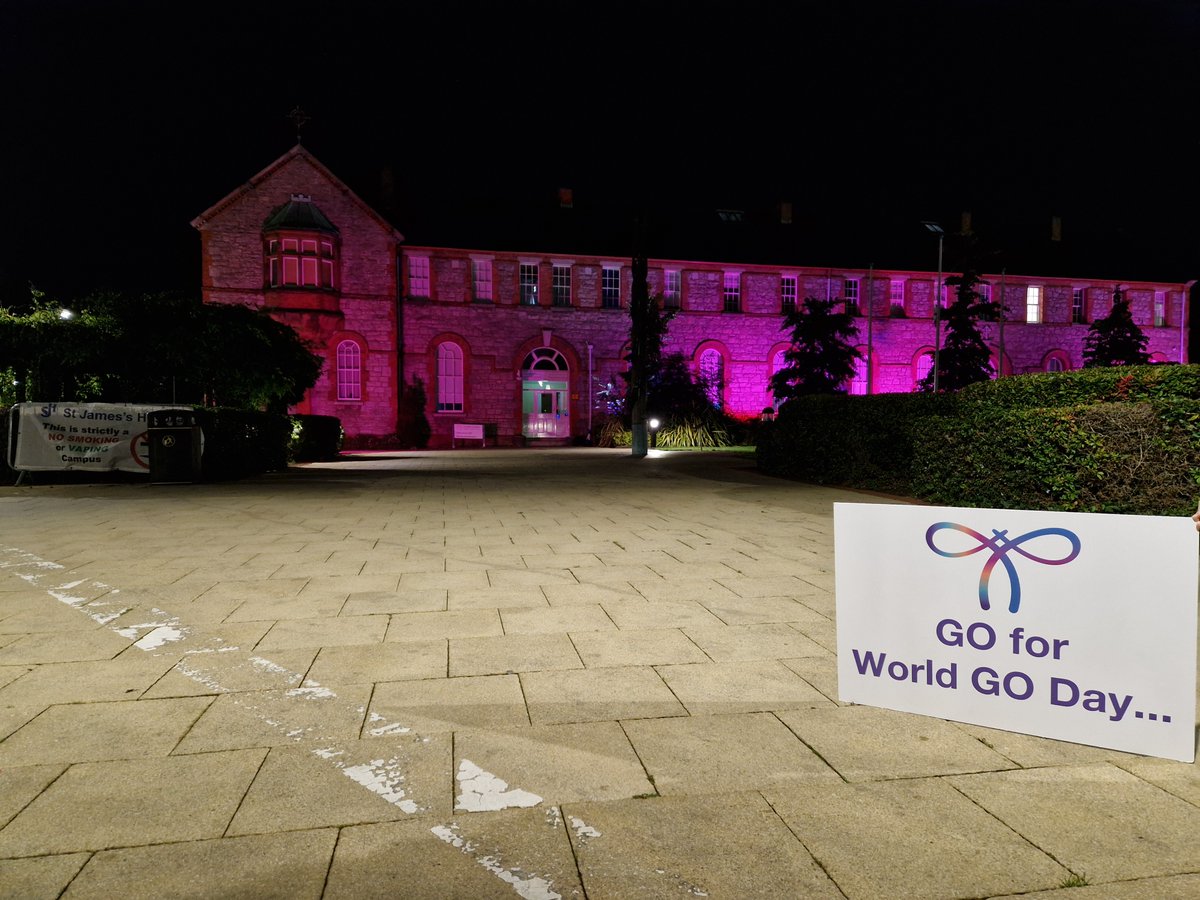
[835,503,1198,762]
[8,402,189,474]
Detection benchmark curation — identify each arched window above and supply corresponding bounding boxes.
[914,351,934,390]
[699,348,724,409]
[336,340,362,401]
[1046,357,1065,373]
[436,342,464,412]
[522,347,568,371]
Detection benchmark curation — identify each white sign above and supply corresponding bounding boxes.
[8,402,187,474]
[835,503,1198,762]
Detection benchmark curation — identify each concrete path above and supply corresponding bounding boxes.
[0,448,1196,899]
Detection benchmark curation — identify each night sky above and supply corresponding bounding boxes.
[3,0,1199,303]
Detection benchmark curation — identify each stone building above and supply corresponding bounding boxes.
[192,145,1191,447]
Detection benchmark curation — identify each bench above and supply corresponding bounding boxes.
[452,423,485,448]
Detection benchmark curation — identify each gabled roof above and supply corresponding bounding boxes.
[190,144,403,241]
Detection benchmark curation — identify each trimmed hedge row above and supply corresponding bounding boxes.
[756,365,1200,516]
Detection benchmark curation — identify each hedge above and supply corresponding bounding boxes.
[289,414,343,461]
[756,365,1200,516]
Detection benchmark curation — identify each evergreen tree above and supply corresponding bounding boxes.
[770,297,861,403]
[919,269,999,392]
[1083,290,1150,367]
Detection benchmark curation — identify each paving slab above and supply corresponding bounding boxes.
[684,622,829,661]
[0,696,211,766]
[141,648,318,698]
[0,750,265,856]
[697,593,832,626]
[0,655,179,707]
[325,810,584,899]
[563,792,841,899]
[453,721,653,806]
[657,659,834,715]
[598,598,725,629]
[765,777,1068,898]
[305,639,447,684]
[774,705,1018,781]
[570,628,709,668]
[949,763,1200,882]
[174,684,371,752]
[341,589,447,616]
[0,854,88,900]
[622,712,840,794]
[521,666,686,724]
[499,604,615,634]
[449,632,584,676]
[227,733,453,834]
[367,674,529,732]
[63,830,336,899]
[256,614,388,650]
[0,764,66,828]
[990,873,1200,899]
[386,609,503,642]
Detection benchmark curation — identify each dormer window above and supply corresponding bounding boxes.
[263,194,339,291]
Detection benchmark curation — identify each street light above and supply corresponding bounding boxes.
[648,417,660,449]
[922,222,945,392]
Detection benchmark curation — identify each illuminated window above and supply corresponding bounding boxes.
[409,257,430,297]
[263,195,337,291]
[602,267,621,308]
[889,279,905,314]
[436,342,464,411]
[1025,285,1043,323]
[723,272,741,313]
[1046,356,1066,373]
[1072,288,1086,323]
[472,259,493,302]
[849,354,868,395]
[336,340,361,401]
[781,275,797,313]
[1154,292,1167,327]
[699,348,724,408]
[552,265,572,307]
[664,270,681,309]
[843,279,859,315]
[520,264,539,305]
[915,352,934,388]
[978,284,991,304]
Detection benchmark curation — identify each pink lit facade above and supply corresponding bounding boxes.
[193,147,1191,447]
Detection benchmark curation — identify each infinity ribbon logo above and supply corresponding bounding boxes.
[925,522,1081,613]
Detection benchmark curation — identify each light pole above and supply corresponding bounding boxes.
[922,222,944,392]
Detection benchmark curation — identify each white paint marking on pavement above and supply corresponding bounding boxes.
[2,545,560,897]
[569,816,601,840]
[431,824,561,900]
[455,759,543,812]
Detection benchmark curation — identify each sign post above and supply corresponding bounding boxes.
[835,503,1198,762]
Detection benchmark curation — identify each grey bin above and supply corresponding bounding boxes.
[147,409,202,484]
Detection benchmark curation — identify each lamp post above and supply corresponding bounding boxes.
[922,222,945,392]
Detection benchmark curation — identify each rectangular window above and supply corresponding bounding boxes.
[519,264,539,305]
[664,270,681,309]
[723,272,741,313]
[552,265,571,307]
[781,275,797,313]
[301,256,319,286]
[1072,288,1086,323]
[843,278,860,315]
[409,257,430,297]
[282,238,298,252]
[269,258,280,287]
[472,259,493,301]
[889,279,905,314]
[282,256,299,285]
[978,284,991,304]
[1154,291,1167,327]
[602,267,621,308]
[320,259,334,288]
[301,239,317,255]
[320,240,334,258]
[1026,285,1043,323]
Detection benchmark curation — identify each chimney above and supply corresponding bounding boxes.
[558,187,573,209]
[1051,215,1063,242]
[779,201,793,225]
[960,210,972,235]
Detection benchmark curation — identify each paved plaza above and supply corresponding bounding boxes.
[0,448,1197,899]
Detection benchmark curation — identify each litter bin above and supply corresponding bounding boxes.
[148,409,202,484]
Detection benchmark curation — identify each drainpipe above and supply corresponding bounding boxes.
[865,265,874,395]
[1181,281,1195,364]
[586,341,594,442]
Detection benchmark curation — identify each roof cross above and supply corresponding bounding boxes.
[287,106,311,143]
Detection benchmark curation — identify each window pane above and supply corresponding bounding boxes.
[336,340,361,401]
[436,342,464,411]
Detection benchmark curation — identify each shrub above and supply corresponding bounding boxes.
[289,414,343,461]
[194,408,291,481]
